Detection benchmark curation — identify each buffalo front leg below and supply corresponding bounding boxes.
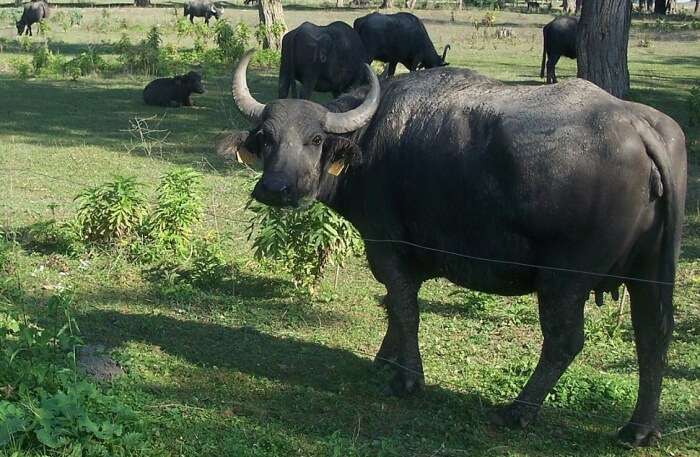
[380,279,424,397]
[617,281,672,447]
[491,282,585,428]
[546,54,560,84]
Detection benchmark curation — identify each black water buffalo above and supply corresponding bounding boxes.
[278,21,369,99]
[16,1,49,36]
[228,50,687,448]
[541,16,578,84]
[143,71,205,107]
[183,0,222,25]
[353,12,449,77]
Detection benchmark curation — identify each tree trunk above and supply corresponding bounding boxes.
[646,0,653,10]
[575,0,582,12]
[577,0,631,98]
[561,0,572,12]
[695,0,699,13]
[336,0,344,6]
[381,0,394,8]
[457,0,464,9]
[134,0,151,6]
[654,0,667,13]
[405,0,417,8]
[258,0,286,51]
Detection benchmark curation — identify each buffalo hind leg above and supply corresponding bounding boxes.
[379,279,423,396]
[375,295,401,368]
[546,54,560,84]
[491,282,585,427]
[617,280,671,447]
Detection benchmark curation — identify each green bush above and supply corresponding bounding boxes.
[247,202,363,293]
[0,292,146,454]
[64,47,106,80]
[74,176,148,245]
[115,26,165,75]
[10,57,33,79]
[147,168,204,254]
[215,20,251,63]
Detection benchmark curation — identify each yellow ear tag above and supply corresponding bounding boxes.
[327,160,345,176]
[236,147,257,165]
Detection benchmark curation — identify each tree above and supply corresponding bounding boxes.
[381,0,394,8]
[561,0,573,12]
[695,0,698,14]
[576,0,632,98]
[575,0,582,12]
[257,0,286,51]
[336,0,344,7]
[134,0,151,6]
[405,0,417,8]
[654,0,667,13]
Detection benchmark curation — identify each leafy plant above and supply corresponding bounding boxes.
[10,57,33,79]
[0,292,146,453]
[215,20,251,62]
[74,176,148,244]
[147,168,204,254]
[481,12,497,27]
[64,47,106,80]
[247,202,363,293]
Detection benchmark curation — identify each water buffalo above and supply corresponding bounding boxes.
[228,50,687,448]
[16,1,49,36]
[353,12,449,77]
[541,16,578,84]
[279,21,369,99]
[143,71,205,107]
[183,0,222,25]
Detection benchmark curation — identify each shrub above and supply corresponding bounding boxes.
[247,202,363,293]
[64,47,106,80]
[0,291,146,453]
[481,12,496,27]
[147,168,204,254]
[115,26,164,75]
[74,176,148,244]
[251,48,281,69]
[10,57,33,79]
[215,20,251,63]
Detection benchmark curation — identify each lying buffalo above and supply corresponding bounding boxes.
[353,12,449,77]
[228,50,686,448]
[279,21,369,99]
[16,1,49,36]
[143,71,205,107]
[541,16,578,84]
[183,0,222,25]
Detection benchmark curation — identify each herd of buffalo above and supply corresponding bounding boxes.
[13,0,689,449]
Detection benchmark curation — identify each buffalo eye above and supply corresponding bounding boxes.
[311,135,323,146]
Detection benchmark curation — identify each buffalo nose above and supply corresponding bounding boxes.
[252,178,292,207]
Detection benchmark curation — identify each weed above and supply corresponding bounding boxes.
[147,168,204,254]
[0,291,146,453]
[74,176,148,245]
[10,57,32,79]
[248,202,362,293]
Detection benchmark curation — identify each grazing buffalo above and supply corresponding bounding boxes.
[279,21,369,99]
[16,1,49,36]
[541,16,578,84]
[353,12,449,77]
[143,71,205,107]
[183,0,222,25]
[228,50,686,448]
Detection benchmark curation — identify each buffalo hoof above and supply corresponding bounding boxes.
[382,371,424,397]
[489,402,538,429]
[617,422,661,448]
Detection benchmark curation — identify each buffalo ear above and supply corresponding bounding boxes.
[215,130,259,165]
[322,135,361,177]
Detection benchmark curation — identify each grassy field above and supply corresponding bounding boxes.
[1,5,699,457]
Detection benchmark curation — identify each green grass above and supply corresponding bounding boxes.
[1,6,699,457]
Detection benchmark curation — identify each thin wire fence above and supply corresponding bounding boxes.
[1,93,698,441]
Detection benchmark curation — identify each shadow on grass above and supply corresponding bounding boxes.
[0,72,280,171]
[79,308,689,455]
